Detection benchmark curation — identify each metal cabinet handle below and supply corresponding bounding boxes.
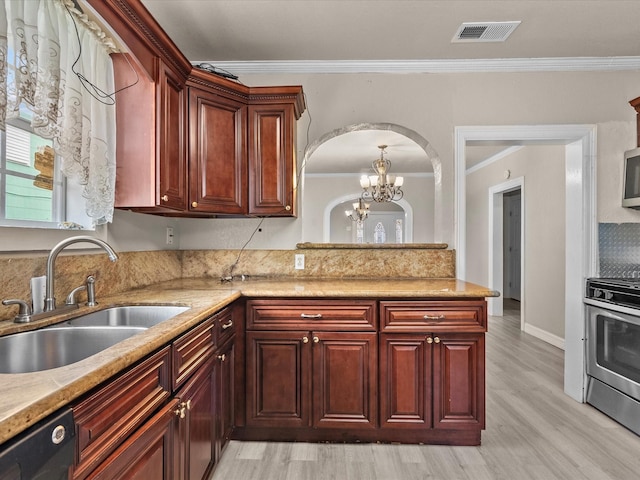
[302,336,309,344]
[218,354,226,362]
[221,320,233,330]
[300,313,323,319]
[161,195,169,202]
[174,400,192,419]
[191,201,198,208]
[434,337,440,344]
[426,337,433,344]
[423,314,445,320]
[313,336,319,344]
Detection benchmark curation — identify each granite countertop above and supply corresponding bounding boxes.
[0,277,498,445]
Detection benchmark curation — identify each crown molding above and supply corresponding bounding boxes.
[193,57,640,75]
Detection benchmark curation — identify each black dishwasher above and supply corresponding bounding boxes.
[0,407,75,480]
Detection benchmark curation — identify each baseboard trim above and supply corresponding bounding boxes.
[524,323,565,350]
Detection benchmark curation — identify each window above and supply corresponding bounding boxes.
[0,109,62,227]
[1,1,117,229]
[0,106,91,229]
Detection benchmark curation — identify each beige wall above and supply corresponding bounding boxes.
[466,145,566,340]
[302,174,435,244]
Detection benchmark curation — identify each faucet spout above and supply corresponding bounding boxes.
[44,236,118,312]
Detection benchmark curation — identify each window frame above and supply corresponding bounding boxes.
[0,115,67,229]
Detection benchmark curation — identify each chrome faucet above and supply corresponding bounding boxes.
[44,236,118,312]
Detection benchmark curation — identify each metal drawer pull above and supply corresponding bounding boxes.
[313,336,319,344]
[423,314,445,320]
[434,337,440,344]
[300,313,323,319]
[427,337,433,344]
[302,336,309,343]
[221,320,233,330]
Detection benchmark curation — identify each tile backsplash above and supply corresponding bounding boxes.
[599,223,640,278]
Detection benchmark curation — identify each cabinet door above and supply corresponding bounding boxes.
[379,334,432,429]
[312,332,377,429]
[188,87,247,214]
[432,333,485,430]
[247,104,295,216]
[217,339,235,454]
[245,331,311,427]
[86,400,180,480]
[176,358,215,480]
[157,60,187,211]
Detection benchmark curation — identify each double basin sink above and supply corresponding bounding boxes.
[0,305,189,374]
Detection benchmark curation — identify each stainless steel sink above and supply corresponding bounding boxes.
[0,326,147,374]
[63,305,190,328]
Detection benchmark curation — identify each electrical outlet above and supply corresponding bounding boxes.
[166,227,174,245]
[294,254,305,270]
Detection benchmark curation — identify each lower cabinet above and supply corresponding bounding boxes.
[215,336,235,458]
[72,305,238,480]
[380,333,484,432]
[85,400,181,480]
[175,358,215,480]
[239,298,487,445]
[245,330,377,432]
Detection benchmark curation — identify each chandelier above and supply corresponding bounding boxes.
[345,197,370,223]
[359,145,404,203]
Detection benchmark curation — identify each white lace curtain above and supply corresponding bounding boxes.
[0,0,117,225]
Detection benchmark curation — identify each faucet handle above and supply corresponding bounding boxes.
[2,299,33,323]
[66,285,87,305]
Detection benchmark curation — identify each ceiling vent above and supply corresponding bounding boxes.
[452,21,521,43]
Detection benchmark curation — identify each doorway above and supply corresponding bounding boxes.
[503,189,521,304]
[454,124,597,403]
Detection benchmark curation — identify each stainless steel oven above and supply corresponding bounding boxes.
[585,278,640,435]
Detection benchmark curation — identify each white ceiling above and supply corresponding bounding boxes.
[140,0,640,63]
[138,0,640,174]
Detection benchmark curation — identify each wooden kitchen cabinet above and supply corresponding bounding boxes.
[242,300,378,439]
[247,103,297,216]
[175,358,216,480]
[85,399,181,480]
[215,336,236,457]
[380,332,484,431]
[379,300,486,445]
[73,347,172,480]
[112,55,188,213]
[433,333,484,430]
[92,0,305,218]
[211,305,237,461]
[187,76,247,215]
[311,331,377,429]
[73,309,225,480]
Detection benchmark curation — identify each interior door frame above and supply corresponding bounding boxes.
[454,124,597,403]
[488,177,524,323]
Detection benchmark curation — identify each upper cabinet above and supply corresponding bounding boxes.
[88,0,305,217]
[187,72,248,215]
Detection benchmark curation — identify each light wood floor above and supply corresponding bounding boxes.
[211,302,640,479]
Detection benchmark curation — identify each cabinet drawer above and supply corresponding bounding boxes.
[173,317,215,390]
[215,306,236,346]
[380,300,487,332]
[72,347,171,480]
[247,299,377,331]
